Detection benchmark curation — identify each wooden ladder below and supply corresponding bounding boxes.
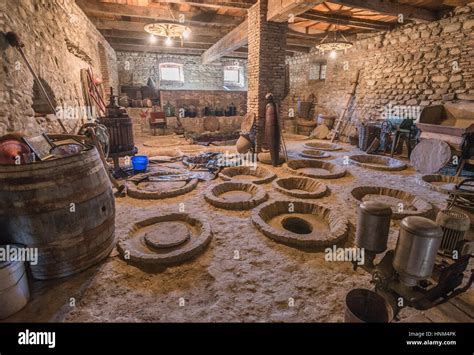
[331,69,361,143]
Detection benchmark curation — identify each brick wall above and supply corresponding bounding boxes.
[0,0,118,136]
[283,4,474,125]
[116,52,247,91]
[247,0,287,151]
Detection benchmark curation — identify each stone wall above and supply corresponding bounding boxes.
[116,52,247,91]
[127,108,243,135]
[283,4,474,124]
[160,90,247,117]
[247,0,287,151]
[0,0,118,136]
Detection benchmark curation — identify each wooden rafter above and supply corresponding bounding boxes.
[267,0,325,22]
[156,0,255,10]
[76,0,242,27]
[328,0,438,22]
[299,9,395,31]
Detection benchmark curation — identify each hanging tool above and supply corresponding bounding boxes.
[5,32,68,133]
[86,67,107,115]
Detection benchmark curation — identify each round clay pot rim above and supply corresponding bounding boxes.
[219,165,276,184]
[304,142,342,151]
[204,181,268,210]
[350,185,432,219]
[117,212,212,265]
[127,178,199,199]
[282,133,309,141]
[416,174,466,194]
[349,155,407,171]
[299,149,330,159]
[284,159,346,179]
[273,177,328,199]
[251,200,348,248]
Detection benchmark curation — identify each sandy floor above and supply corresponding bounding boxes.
[4,133,473,323]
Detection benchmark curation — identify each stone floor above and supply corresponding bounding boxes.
[4,133,473,323]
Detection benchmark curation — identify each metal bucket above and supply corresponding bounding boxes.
[0,245,30,319]
[345,288,393,323]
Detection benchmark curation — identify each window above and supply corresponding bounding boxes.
[159,63,184,83]
[224,65,244,87]
[309,62,327,81]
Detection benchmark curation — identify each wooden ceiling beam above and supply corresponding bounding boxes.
[299,10,395,31]
[328,0,438,22]
[100,29,225,45]
[201,19,248,64]
[91,18,232,36]
[156,0,254,10]
[267,0,325,22]
[107,37,213,50]
[76,0,242,27]
[101,28,315,49]
[286,44,311,53]
[111,43,249,58]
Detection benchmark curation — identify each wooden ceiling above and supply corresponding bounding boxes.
[76,0,470,59]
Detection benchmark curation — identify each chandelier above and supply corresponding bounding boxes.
[144,22,191,47]
[315,30,353,54]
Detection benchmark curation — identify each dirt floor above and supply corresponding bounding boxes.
[5,133,473,323]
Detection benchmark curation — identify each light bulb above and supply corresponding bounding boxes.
[329,50,337,59]
[183,28,191,39]
[165,36,172,46]
[149,34,157,44]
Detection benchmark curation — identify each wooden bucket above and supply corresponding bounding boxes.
[0,147,115,280]
[0,246,30,319]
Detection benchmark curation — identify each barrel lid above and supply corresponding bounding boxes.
[359,201,392,216]
[401,216,442,238]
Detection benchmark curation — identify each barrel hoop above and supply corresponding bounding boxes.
[0,183,112,215]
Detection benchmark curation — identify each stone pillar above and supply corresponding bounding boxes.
[247,0,287,152]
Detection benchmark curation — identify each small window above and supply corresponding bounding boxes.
[159,63,184,83]
[224,65,244,87]
[309,62,327,81]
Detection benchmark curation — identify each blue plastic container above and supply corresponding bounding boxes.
[132,155,149,172]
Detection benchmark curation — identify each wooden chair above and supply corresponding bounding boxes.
[149,112,167,135]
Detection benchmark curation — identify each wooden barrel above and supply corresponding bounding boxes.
[297,119,317,136]
[0,146,115,280]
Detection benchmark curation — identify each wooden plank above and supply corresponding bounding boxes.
[201,19,248,64]
[112,43,248,58]
[107,37,214,50]
[286,44,311,53]
[299,10,395,31]
[158,0,254,10]
[76,0,242,26]
[400,313,433,323]
[424,301,473,323]
[449,291,474,320]
[267,0,325,23]
[329,0,438,22]
[100,29,225,45]
[90,18,232,37]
